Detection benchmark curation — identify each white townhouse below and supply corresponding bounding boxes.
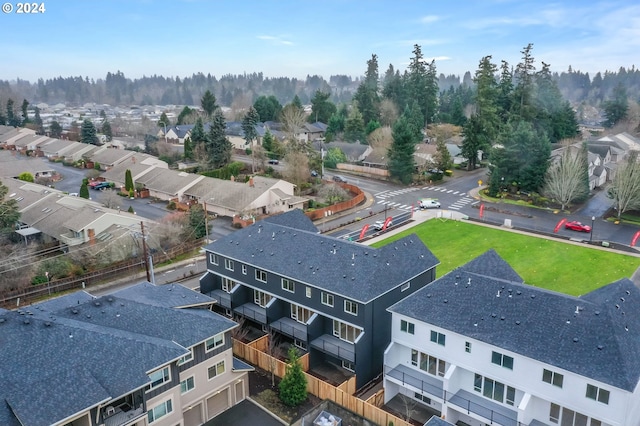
[384,250,640,426]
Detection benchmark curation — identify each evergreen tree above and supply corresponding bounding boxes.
[49,121,63,139]
[18,172,34,182]
[176,106,193,125]
[183,137,193,160]
[406,45,438,126]
[365,120,381,135]
[253,95,282,122]
[124,169,134,192]
[603,83,628,128]
[201,89,218,118]
[512,43,536,121]
[308,90,337,124]
[353,54,381,126]
[325,105,347,141]
[388,115,416,184]
[127,205,135,214]
[278,347,307,407]
[241,106,260,147]
[79,180,90,199]
[207,109,232,169]
[188,204,207,239]
[461,115,488,170]
[20,99,29,125]
[158,112,170,128]
[291,95,303,111]
[496,60,514,122]
[343,103,366,143]
[533,62,578,143]
[262,129,275,153]
[33,107,44,134]
[434,139,452,172]
[6,99,19,127]
[406,101,425,143]
[101,120,113,142]
[0,179,20,234]
[80,119,98,145]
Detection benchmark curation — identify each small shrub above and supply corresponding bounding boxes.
[167,201,176,210]
[31,275,48,285]
[444,170,453,176]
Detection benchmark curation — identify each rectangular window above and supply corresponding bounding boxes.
[242,264,247,275]
[430,330,445,346]
[344,299,358,316]
[207,360,225,380]
[401,282,410,292]
[306,287,312,298]
[465,341,472,353]
[474,374,516,406]
[549,403,560,423]
[542,369,564,388]
[491,351,514,370]
[321,292,334,307]
[224,259,234,271]
[221,277,236,293]
[418,352,445,377]
[177,349,194,366]
[414,392,431,404]
[148,366,170,390]
[332,320,361,343]
[411,349,418,366]
[281,278,295,293]
[400,320,415,334]
[586,384,609,404]
[209,253,218,265]
[148,399,172,423]
[255,269,267,283]
[180,376,195,394]
[294,338,307,350]
[205,333,224,352]
[291,304,313,324]
[342,360,355,372]
[254,290,272,307]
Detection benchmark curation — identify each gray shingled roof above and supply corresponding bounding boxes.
[389,251,640,391]
[262,209,319,233]
[205,212,439,303]
[113,281,219,308]
[0,284,236,425]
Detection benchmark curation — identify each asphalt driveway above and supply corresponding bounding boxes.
[204,399,285,426]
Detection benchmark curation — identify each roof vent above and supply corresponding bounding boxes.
[298,260,301,264]
[443,299,448,303]
[72,309,78,315]
[86,314,91,318]
[515,320,521,325]
[531,295,536,299]
[491,313,497,318]
[94,301,101,307]
[625,325,629,332]
[573,337,579,343]
[516,290,522,295]
[44,321,51,327]
[615,304,620,309]
[620,297,626,302]
[0,318,5,324]
[107,297,114,302]
[23,319,30,325]
[496,290,501,298]
[500,316,505,320]
[566,320,571,324]
[468,278,471,285]
[426,293,431,298]
[597,345,604,350]
[595,310,600,315]
[575,306,580,314]
[626,290,631,295]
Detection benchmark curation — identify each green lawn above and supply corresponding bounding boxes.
[371,220,640,296]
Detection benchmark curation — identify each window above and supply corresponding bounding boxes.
[208,360,226,379]
[321,292,334,307]
[205,333,224,352]
[418,352,446,377]
[224,259,234,271]
[491,351,514,370]
[281,278,295,293]
[542,369,564,388]
[254,290,272,307]
[430,330,445,346]
[342,360,355,372]
[586,384,609,404]
[148,366,170,390]
[550,404,600,426]
[411,349,418,366]
[242,264,247,275]
[401,282,410,292]
[549,403,560,423]
[180,376,195,394]
[344,299,358,316]
[414,392,431,404]
[465,342,471,353]
[209,253,218,265]
[147,399,172,423]
[294,338,307,350]
[473,374,516,406]
[222,278,237,293]
[306,287,312,298]
[255,269,267,282]
[400,320,415,334]
[177,349,194,366]
[333,320,362,343]
[291,304,313,324]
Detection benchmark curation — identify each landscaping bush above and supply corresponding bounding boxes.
[279,347,307,407]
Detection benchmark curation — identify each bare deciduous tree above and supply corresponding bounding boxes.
[379,99,399,127]
[281,104,308,150]
[102,190,123,210]
[283,151,310,194]
[318,183,349,205]
[398,393,418,422]
[543,143,589,210]
[608,151,640,218]
[0,240,34,293]
[265,328,281,387]
[367,126,393,150]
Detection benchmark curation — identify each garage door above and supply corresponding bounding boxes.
[207,388,229,419]
[183,403,202,426]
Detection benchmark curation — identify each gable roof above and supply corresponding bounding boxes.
[0,284,235,426]
[205,214,439,303]
[389,251,640,391]
[262,209,319,233]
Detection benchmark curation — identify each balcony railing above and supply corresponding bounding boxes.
[384,364,444,399]
[103,405,144,426]
[210,289,232,308]
[234,303,267,324]
[270,317,307,341]
[59,232,85,246]
[310,335,355,362]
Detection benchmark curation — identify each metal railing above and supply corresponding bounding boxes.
[311,337,355,362]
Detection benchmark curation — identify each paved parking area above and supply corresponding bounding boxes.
[204,398,285,426]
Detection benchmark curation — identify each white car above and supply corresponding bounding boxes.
[419,199,441,209]
[373,219,392,231]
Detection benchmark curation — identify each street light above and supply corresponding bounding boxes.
[45,271,51,295]
[590,216,595,242]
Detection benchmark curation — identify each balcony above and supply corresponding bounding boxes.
[384,364,444,400]
[447,389,517,426]
[59,232,85,247]
[103,404,144,426]
[310,334,355,362]
[210,289,232,309]
[270,317,307,341]
[234,303,267,324]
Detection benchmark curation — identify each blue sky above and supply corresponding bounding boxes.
[0,0,638,82]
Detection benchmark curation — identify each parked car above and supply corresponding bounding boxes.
[333,175,348,183]
[268,159,279,165]
[565,221,591,233]
[373,219,393,231]
[92,182,112,190]
[310,170,318,177]
[418,198,441,209]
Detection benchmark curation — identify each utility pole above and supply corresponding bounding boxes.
[203,201,209,243]
[140,221,151,282]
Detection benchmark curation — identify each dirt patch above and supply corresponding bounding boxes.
[249,367,321,424]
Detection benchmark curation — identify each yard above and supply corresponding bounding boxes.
[372,220,639,296]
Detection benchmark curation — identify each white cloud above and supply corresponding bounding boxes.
[420,15,440,24]
[257,35,294,46]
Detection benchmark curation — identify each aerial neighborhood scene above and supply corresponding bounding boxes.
[3,1,640,425]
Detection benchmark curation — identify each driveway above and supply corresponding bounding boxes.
[576,187,612,218]
[204,399,285,426]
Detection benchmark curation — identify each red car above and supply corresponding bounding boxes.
[565,221,592,233]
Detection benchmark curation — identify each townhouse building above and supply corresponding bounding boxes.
[384,250,640,426]
[0,282,251,426]
[200,210,439,388]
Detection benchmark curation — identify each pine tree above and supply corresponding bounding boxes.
[20,99,29,125]
[79,181,90,199]
[34,107,44,134]
[188,204,207,239]
[262,129,274,153]
[241,106,260,147]
[278,347,307,407]
[124,169,134,192]
[353,54,381,126]
[603,83,628,128]
[80,119,98,145]
[344,104,366,143]
[207,109,232,169]
[388,115,416,184]
[101,120,113,142]
[183,137,193,160]
[201,90,218,118]
[49,121,63,138]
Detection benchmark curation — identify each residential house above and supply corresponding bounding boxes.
[164,125,195,144]
[90,147,136,170]
[384,250,640,426]
[38,138,81,158]
[0,282,251,426]
[200,210,439,388]
[134,167,205,201]
[100,156,169,189]
[0,126,36,147]
[10,134,52,153]
[0,150,57,180]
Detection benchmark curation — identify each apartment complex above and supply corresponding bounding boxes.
[384,250,640,426]
[200,210,439,388]
[0,282,251,426]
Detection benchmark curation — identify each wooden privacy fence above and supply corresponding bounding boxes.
[233,338,410,426]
